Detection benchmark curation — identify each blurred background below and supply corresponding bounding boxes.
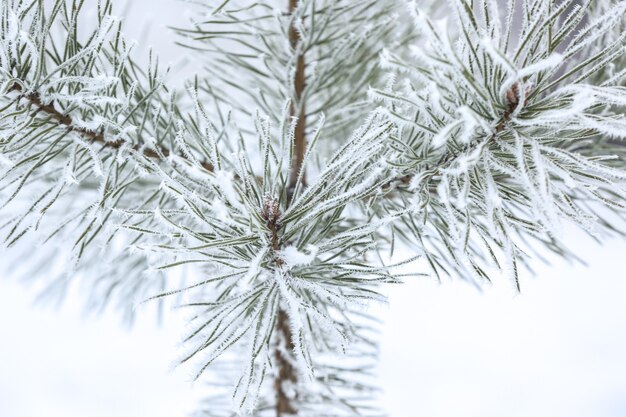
[1,1,626,416]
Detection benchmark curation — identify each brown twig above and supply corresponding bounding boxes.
[260,194,297,416]
[273,1,307,416]
[287,0,307,202]
[384,83,524,191]
[274,308,298,416]
[9,83,214,172]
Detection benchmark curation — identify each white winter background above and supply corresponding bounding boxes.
[1,1,626,417]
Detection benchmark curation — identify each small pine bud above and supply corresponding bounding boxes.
[261,194,281,224]
[505,82,533,110]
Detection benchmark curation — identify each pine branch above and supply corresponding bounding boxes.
[386,83,523,190]
[274,309,298,417]
[287,0,307,199]
[9,83,215,173]
[370,0,626,284]
[275,1,307,414]
[260,191,297,416]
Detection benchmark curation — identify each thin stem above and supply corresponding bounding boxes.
[274,1,307,416]
[274,308,298,416]
[9,83,214,172]
[385,82,523,190]
[261,194,298,416]
[287,0,307,202]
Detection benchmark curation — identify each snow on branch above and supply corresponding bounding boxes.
[371,0,626,287]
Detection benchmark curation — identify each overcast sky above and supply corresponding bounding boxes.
[1,1,626,417]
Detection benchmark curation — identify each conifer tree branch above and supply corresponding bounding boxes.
[274,309,298,417]
[10,83,107,144]
[8,83,215,172]
[386,84,522,190]
[260,193,297,416]
[287,0,307,200]
[275,1,307,415]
